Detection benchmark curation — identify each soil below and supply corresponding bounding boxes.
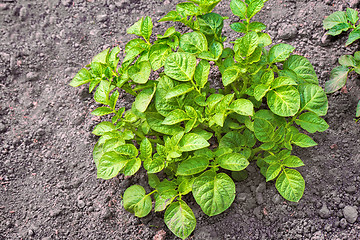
[1,0,360,239]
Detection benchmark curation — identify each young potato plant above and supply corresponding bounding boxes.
[70,0,329,238]
[323,7,360,118]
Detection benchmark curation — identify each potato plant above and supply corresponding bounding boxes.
[70,0,329,238]
[323,7,360,118]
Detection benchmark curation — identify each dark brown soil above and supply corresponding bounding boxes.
[1,0,360,239]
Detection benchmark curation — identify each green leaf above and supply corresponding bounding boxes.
[292,133,317,147]
[268,43,295,63]
[346,8,359,24]
[230,0,247,19]
[346,29,360,46]
[162,109,189,125]
[159,10,182,22]
[222,65,244,86]
[191,128,213,141]
[94,80,110,105]
[254,110,286,142]
[154,193,175,212]
[338,55,356,68]
[236,31,259,57]
[109,90,119,110]
[165,83,194,100]
[323,11,347,30]
[140,138,152,160]
[127,18,143,36]
[144,156,165,173]
[275,169,305,202]
[92,48,110,64]
[219,131,245,150]
[164,200,196,240]
[149,44,172,71]
[217,153,249,171]
[271,76,297,89]
[155,76,180,117]
[180,31,208,54]
[266,163,282,182]
[148,173,160,188]
[282,156,304,168]
[327,22,351,36]
[198,41,223,61]
[230,22,247,33]
[267,86,300,117]
[283,55,318,84]
[254,84,270,101]
[194,60,210,89]
[123,185,152,218]
[147,112,184,135]
[116,144,138,158]
[179,133,210,152]
[121,158,142,176]
[97,151,127,179]
[298,83,328,116]
[129,61,151,84]
[258,32,272,47]
[198,13,224,41]
[141,16,153,41]
[228,99,254,116]
[249,22,266,32]
[295,112,329,133]
[192,171,235,216]
[92,121,116,136]
[247,0,265,19]
[176,2,199,16]
[91,107,113,116]
[177,156,209,176]
[134,87,156,113]
[70,68,92,87]
[357,100,360,118]
[164,52,197,81]
[157,179,177,199]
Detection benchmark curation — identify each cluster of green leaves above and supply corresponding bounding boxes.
[71,0,329,239]
[323,7,360,118]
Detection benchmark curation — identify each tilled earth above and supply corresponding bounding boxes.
[1,0,360,239]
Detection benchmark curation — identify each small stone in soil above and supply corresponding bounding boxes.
[345,185,356,194]
[343,206,358,223]
[350,0,360,8]
[278,23,297,40]
[49,209,62,217]
[319,203,331,219]
[340,218,348,228]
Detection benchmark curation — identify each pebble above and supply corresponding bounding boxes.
[256,182,266,193]
[0,123,7,133]
[320,33,331,47]
[101,208,113,220]
[339,218,347,228]
[49,209,62,217]
[343,206,358,223]
[319,203,331,219]
[278,23,297,40]
[96,14,108,22]
[253,206,263,220]
[256,192,264,205]
[78,200,85,209]
[350,0,360,8]
[26,72,39,81]
[345,185,356,194]
[19,6,28,21]
[272,194,282,204]
[62,0,73,6]
[236,193,247,202]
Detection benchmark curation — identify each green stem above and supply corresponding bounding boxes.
[231,83,240,97]
[146,190,157,197]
